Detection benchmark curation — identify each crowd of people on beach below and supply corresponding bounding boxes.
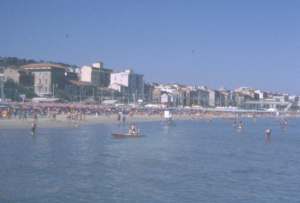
[0,102,291,121]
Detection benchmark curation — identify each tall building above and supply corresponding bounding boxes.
[144,83,154,103]
[110,69,144,102]
[190,87,209,107]
[215,90,226,107]
[22,63,71,97]
[80,65,99,85]
[207,89,216,107]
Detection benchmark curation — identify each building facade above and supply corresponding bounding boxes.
[80,62,112,87]
[22,63,70,97]
[207,89,216,107]
[110,69,144,102]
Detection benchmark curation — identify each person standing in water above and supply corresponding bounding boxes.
[117,112,121,122]
[31,112,38,135]
[265,128,271,143]
[31,121,37,135]
[238,120,244,129]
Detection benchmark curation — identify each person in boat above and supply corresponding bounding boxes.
[128,124,139,136]
[265,128,271,143]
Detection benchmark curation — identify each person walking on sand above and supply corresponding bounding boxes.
[33,112,38,122]
[122,114,126,123]
[117,112,121,122]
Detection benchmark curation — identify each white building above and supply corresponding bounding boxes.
[255,90,266,100]
[80,65,98,84]
[207,89,216,107]
[80,62,112,87]
[110,69,144,102]
[161,93,173,104]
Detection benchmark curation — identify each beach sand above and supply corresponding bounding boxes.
[0,113,225,129]
[0,114,160,129]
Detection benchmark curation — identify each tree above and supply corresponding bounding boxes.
[4,79,36,101]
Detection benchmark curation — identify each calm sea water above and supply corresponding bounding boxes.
[0,118,300,203]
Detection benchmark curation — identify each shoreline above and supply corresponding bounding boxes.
[0,113,298,129]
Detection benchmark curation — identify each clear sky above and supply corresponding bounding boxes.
[1,0,300,94]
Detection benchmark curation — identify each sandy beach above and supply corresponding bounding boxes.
[0,114,157,129]
[0,113,232,129]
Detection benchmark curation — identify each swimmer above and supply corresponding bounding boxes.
[237,120,244,130]
[265,128,271,143]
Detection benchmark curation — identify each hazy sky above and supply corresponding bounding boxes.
[1,0,300,94]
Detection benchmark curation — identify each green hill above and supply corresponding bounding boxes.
[0,56,77,70]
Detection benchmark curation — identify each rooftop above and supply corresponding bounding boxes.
[21,63,68,70]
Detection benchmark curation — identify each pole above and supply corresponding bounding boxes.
[0,78,4,102]
[52,84,55,98]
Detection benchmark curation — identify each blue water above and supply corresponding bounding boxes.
[0,118,300,203]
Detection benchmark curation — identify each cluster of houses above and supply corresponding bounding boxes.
[149,85,298,111]
[0,61,144,104]
[0,61,299,111]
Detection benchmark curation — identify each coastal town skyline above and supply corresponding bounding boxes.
[0,55,298,96]
[0,56,298,113]
[1,1,300,93]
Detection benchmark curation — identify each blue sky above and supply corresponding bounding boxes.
[1,0,300,93]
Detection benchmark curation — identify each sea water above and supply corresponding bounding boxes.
[0,118,300,203]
